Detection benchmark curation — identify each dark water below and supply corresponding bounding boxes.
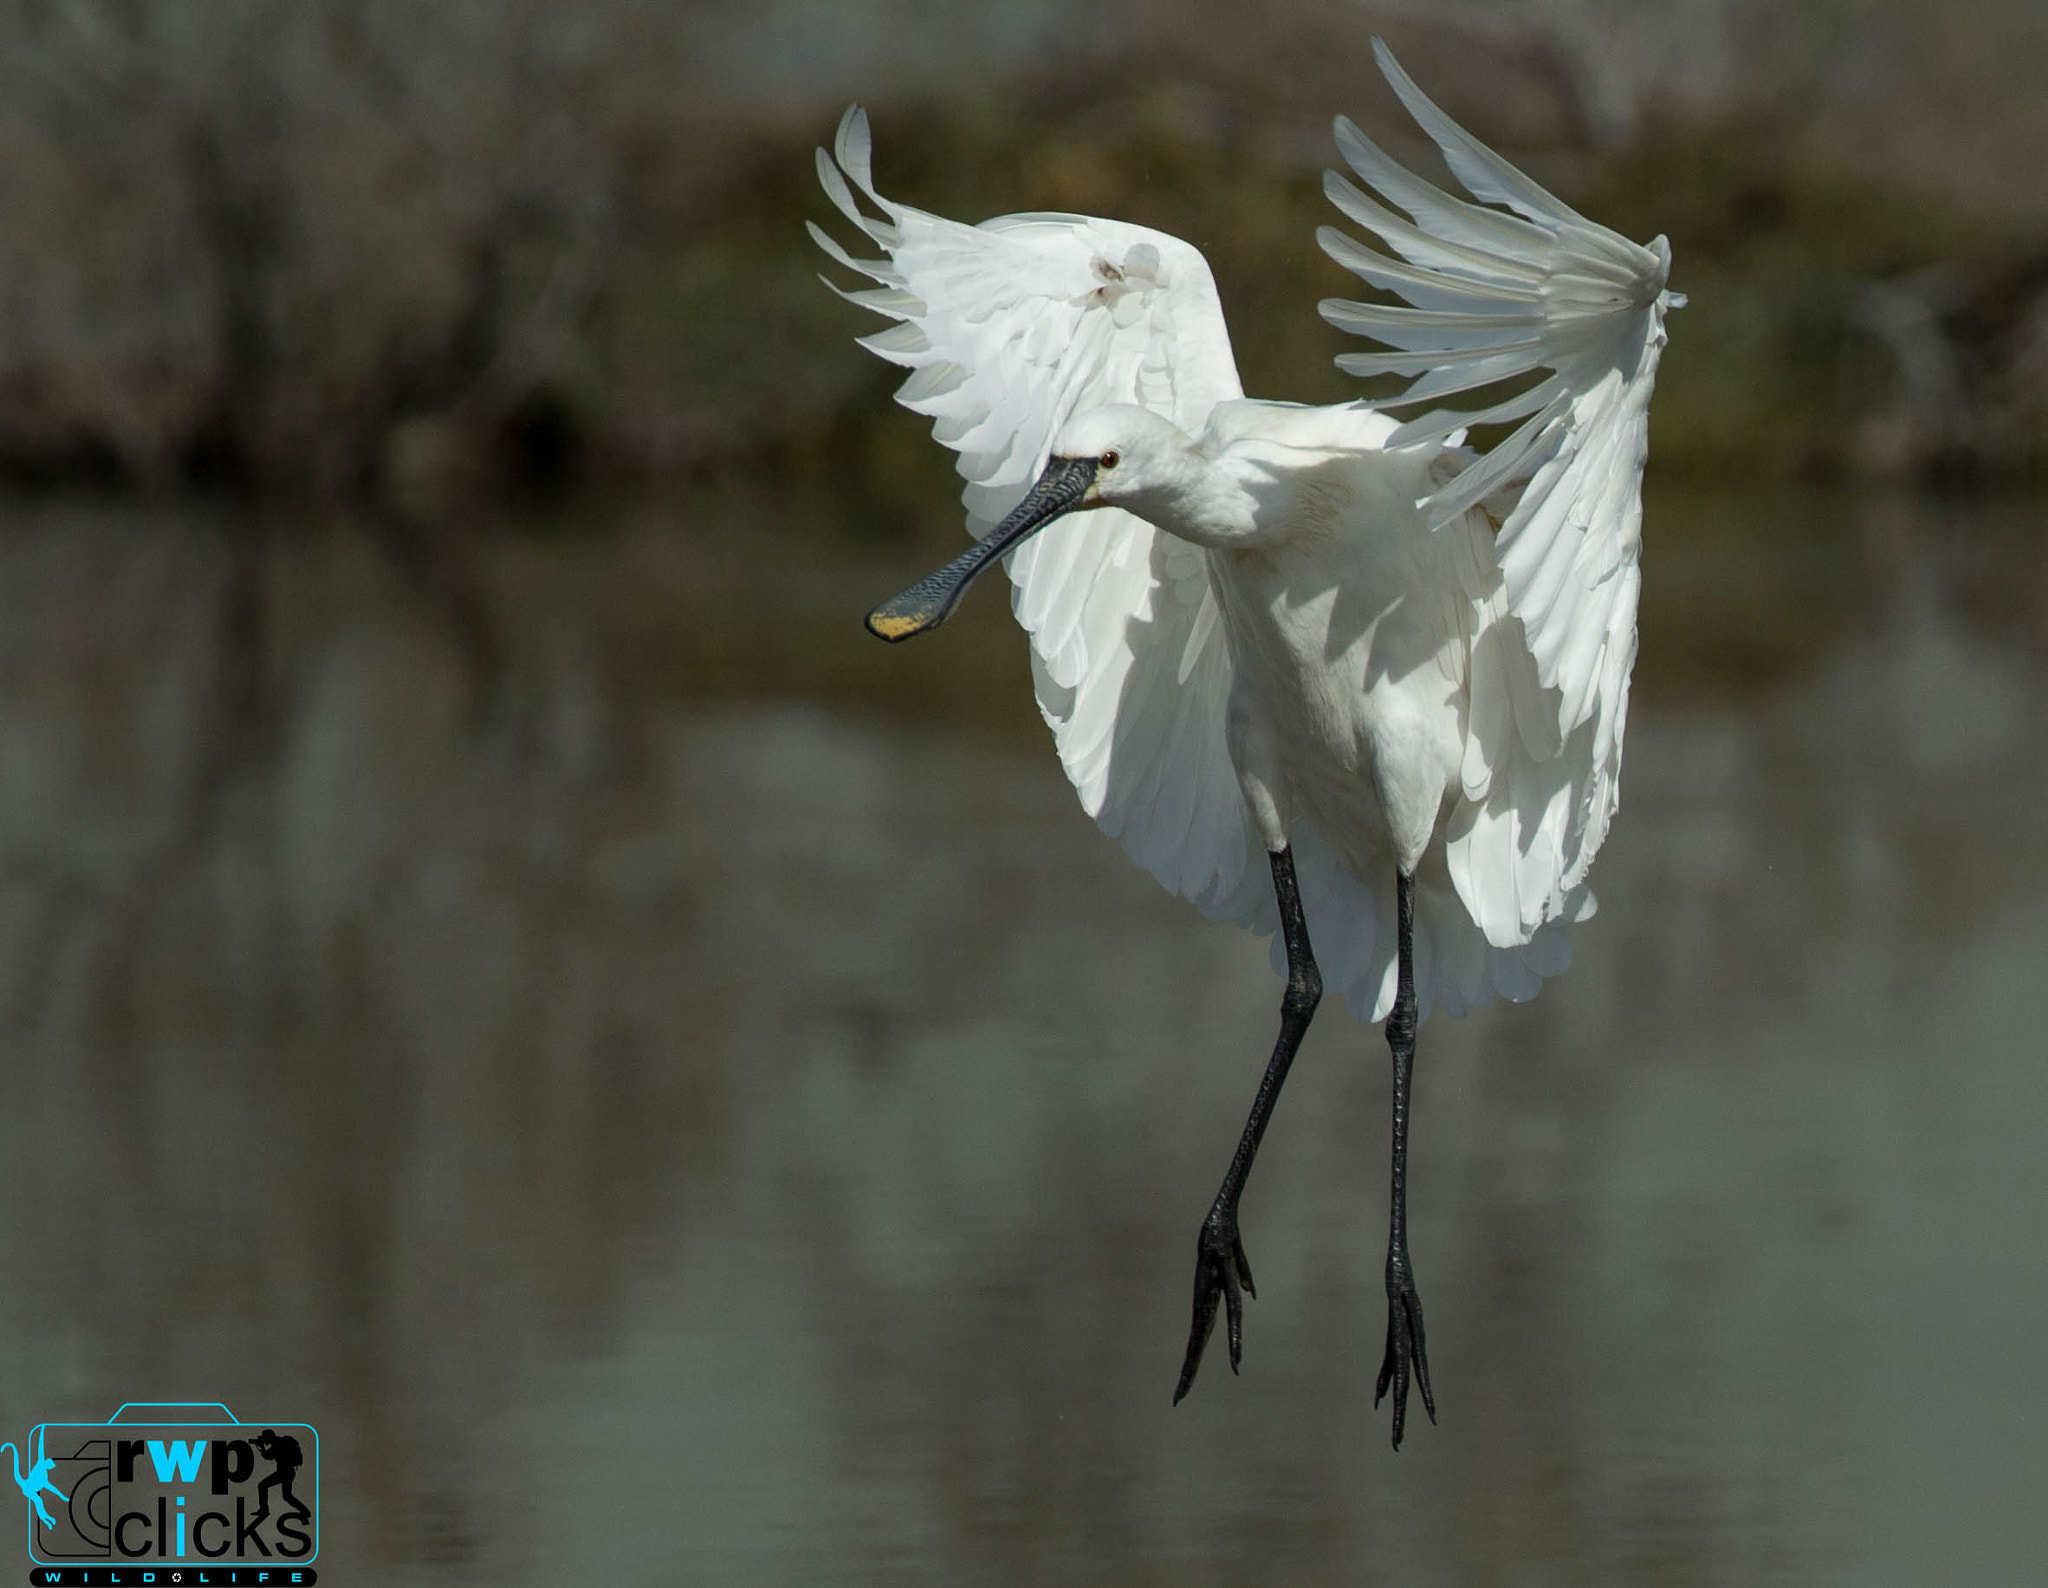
[0,486,2045,1585]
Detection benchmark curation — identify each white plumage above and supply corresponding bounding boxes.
[817,40,1678,1436]
[814,42,1677,1024]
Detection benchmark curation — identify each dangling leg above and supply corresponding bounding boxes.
[1375,867,1436,1447]
[1174,845,1321,1402]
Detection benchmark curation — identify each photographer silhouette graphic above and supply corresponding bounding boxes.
[252,1427,311,1526]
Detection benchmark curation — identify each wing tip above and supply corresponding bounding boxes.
[825,102,897,216]
[833,103,872,186]
[1369,36,1437,132]
[1369,35,1402,85]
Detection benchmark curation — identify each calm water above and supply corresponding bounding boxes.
[0,486,2045,1585]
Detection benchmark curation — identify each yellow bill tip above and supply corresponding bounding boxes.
[865,604,933,642]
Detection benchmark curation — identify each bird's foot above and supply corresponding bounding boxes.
[1172,1206,1255,1402]
[1374,1252,1435,1449]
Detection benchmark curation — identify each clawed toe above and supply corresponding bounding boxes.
[1374,1265,1435,1449]
[1172,1212,1255,1402]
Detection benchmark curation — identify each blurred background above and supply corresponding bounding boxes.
[0,0,2045,1582]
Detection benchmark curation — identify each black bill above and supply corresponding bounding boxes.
[866,455,1098,642]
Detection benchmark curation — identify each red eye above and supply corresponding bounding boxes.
[1101,450,1120,469]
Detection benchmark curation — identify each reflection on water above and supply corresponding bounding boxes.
[0,488,2045,1584]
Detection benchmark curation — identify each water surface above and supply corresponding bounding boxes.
[0,487,2043,1585]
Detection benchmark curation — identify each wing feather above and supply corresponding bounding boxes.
[1330,118,1555,265]
[1369,40,1595,231]
[1323,171,1543,288]
[1323,39,1678,946]
[813,105,1259,933]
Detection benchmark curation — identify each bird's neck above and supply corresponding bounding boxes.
[1123,452,1266,550]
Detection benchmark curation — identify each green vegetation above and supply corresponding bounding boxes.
[3,5,2046,513]
[601,75,2048,540]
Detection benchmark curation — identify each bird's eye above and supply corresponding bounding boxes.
[1101,450,1120,469]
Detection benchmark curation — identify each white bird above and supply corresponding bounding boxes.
[814,39,1679,1447]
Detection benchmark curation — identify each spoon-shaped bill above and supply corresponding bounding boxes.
[866,456,1098,641]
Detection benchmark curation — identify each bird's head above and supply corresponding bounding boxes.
[1049,405,1199,511]
[866,405,1194,642]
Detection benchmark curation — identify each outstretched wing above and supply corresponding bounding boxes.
[813,108,1269,927]
[1319,38,1679,947]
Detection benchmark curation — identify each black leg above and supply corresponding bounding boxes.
[1174,845,1321,1403]
[1375,868,1436,1448]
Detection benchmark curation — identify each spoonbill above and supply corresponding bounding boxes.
[814,40,1679,1446]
